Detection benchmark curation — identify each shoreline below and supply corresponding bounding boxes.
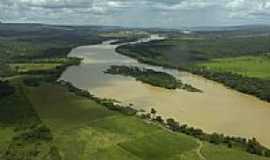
[116,44,270,103]
[58,37,270,156]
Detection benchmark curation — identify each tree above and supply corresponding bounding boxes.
[166,118,180,131]
[150,108,157,119]
[247,138,264,156]
[155,116,164,124]
[209,133,224,145]
[145,113,151,119]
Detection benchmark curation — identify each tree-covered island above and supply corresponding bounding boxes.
[105,65,202,92]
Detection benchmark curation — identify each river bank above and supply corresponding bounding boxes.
[60,35,270,148]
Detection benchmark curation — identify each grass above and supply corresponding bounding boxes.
[195,56,270,80]
[1,24,270,159]
[25,83,199,160]
[10,63,61,73]
[22,83,270,160]
[117,36,270,68]
[0,79,60,159]
[0,127,15,157]
[201,143,270,160]
[119,131,197,160]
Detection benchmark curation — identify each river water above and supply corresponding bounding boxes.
[60,35,270,147]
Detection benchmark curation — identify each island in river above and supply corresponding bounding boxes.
[60,35,270,148]
[2,23,270,160]
[105,65,202,92]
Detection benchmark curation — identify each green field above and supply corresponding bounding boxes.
[1,80,270,159]
[10,63,61,73]
[20,83,270,160]
[117,36,270,68]
[202,143,270,160]
[195,56,270,80]
[24,83,198,160]
[1,23,270,159]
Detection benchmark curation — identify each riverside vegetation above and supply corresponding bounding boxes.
[105,65,201,92]
[0,23,145,159]
[116,30,270,102]
[61,80,270,158]
[1,23,270,160]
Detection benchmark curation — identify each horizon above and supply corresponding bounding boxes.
[1,21,270,31]
[1,0,270,29]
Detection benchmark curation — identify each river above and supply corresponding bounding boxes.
[60,35,270,147]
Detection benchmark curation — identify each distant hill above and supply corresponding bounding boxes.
[189,25,270,32]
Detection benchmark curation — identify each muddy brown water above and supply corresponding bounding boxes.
[60,35,270,147]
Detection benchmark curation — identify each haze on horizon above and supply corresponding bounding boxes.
[1,0,270,29]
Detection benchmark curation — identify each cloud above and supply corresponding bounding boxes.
[0,0,270,28]
[224,0,270,21]
[150,0,217,11]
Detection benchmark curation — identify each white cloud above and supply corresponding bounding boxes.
[152,0,217,11]
[225,0,270,18]
[1,0,270,27]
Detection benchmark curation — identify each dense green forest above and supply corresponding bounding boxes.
[105,65,201,92]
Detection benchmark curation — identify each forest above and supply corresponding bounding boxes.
[105,65,201,92]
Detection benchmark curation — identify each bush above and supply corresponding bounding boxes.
[0,80,15,98]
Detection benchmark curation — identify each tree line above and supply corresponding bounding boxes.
[188,67,270,102]
[141,108,270,157]
[59,80,270,158]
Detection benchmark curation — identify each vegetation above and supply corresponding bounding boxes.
[0,81,15,99]
[188,67,270,102]
[0,23,113,159]
[1,23,270,160]
[58,80,270,158]
[116,32,270,102]
[140,109,270,158]
[0,80,60,160]
[58,78,270,158]
[24,82,199,160]
[105,65,201,92]
[116,35,270,68]
[202,143,270,160]
[195,56,270,80]
[59,80,138,116]
[25,81,270,160]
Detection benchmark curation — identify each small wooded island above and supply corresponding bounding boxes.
[105,65,202,92]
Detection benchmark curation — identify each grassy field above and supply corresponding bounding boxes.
[195,56,270,80]
[1,80,269,159]
[117,36,270,68]
[22,83,270,160]
[1,23,270,159]
[0,78,59,159]
[201,143,270,160]
[10,63,61,73]
[25,84,199,160]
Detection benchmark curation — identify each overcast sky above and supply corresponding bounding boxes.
[0,0,270,28]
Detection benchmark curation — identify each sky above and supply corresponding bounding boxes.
[0,0,270,28]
